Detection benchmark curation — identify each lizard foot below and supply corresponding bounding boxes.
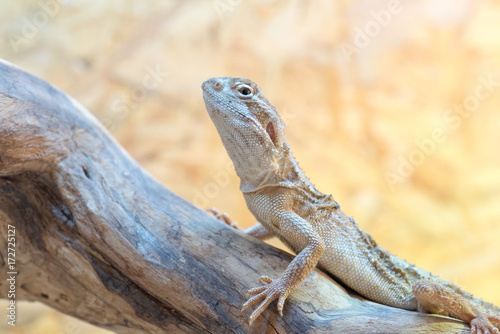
[413,280,500,334]
[206,207,239,229]
[470,313,499,334]
[242,275,291,325]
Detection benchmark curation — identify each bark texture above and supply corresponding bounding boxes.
[0,59,470,333]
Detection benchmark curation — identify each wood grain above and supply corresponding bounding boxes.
[0,59,470,333]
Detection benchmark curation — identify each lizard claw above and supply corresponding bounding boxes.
[206,207,239,228]
[242,275,291,325]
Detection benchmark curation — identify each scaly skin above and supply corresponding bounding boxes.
[202,77,500,333]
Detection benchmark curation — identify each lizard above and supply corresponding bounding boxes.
[201,76,500,333]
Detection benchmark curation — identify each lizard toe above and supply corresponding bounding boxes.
[470,314,498,334]
[242,292,266,311]
[246,286,267,295]
[277,293,289,316]
[206,207,239,228]
[489,315,500,326]
[258,276,273,284]
[246,290,280,325]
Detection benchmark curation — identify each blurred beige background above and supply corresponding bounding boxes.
[1,0,500,333]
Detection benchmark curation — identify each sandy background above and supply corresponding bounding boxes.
[1,0,500,333]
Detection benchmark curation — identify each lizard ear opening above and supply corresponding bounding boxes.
[266,121,277,146]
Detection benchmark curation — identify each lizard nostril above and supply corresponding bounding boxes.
[212,81,223,91]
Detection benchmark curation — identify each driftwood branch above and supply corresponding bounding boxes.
[0,59,469,333]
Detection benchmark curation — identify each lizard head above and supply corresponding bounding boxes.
[202,77,289,191]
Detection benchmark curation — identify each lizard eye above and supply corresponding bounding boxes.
[236,85,254,98]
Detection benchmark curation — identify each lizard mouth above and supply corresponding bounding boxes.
[201,80,220,103]
[202,87,261,129]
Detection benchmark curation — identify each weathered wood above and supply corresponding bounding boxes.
[0,59,470,333]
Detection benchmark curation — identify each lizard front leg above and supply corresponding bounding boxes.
[207,208,274,240]
[242,211,325,324]
[241,222,275,240]
[413,280,500,333]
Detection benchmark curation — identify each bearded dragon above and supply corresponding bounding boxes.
[201,77,500,333]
